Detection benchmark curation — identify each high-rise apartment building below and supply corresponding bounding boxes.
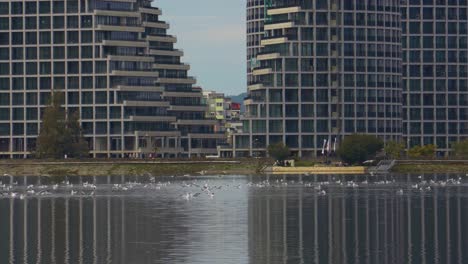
[220,0,468,158]
[402,0,468,154]
[223,0,403,158]
[0,0,224,158]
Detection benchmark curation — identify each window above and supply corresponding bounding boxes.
[81,31,93,43]
[12,63,23,75]
[81,16,92,28]
[0,63,9,75]
[25,2,37,14]
[39,1,51,13]
[67,62,79,74]
[11,2,23,14]
[53,16,64,28]
[53,1,64,13]
[67,46,79,58]
[40,77,51,90]
[67,0,79,13]
[26,48,37,60]
[39,47,51,59]
[26,62,37,75]
[25,17,37,29]
[11,17,23,30]
[0,2,8,15]
[81,46,93,58]
[54,47,65,59]
[54,62,65,74]
[40,63,51,75]
[82,62,93,74]
[67,16,79,28]
[39,17,51,29]
[0,18,9,30]
[39,32,51,44]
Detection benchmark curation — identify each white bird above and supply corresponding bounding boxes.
[70,190,77,195]
[397,189,404,195]
[318,190,326,196]
[19,194,25,200]
[182,192,192,200]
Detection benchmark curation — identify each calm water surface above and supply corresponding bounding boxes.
[0,173,467,264]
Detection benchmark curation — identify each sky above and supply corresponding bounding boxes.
[154,0,247,96]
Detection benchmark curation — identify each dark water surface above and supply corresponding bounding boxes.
[0,174,467,264]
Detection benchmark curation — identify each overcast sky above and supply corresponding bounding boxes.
[155,0,247,95]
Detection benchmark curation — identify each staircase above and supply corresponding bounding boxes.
[369,160,396,174]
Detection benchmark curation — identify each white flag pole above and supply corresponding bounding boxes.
[321,139,327,155]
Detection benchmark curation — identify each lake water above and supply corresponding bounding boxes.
[0,174,467,264]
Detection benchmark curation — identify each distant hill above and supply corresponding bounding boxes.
[228,92,247,112]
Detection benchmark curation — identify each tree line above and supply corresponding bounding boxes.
[268,134,468,165]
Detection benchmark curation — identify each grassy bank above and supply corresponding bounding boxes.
[293,159,468,174]
[392,163,468,174]
[0,159,270,177]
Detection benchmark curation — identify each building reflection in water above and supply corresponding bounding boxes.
[0,174,467,264]
[248,174,468,264]
[0,175,192,264]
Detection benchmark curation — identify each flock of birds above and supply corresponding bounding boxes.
[0,174,465,201]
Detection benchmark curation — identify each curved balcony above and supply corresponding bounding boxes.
[252,68,273,76]
[267,6,301,16]
[264,21,294,31]
[260,37,288,46]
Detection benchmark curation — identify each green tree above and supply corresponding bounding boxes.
[337,134,383,165]
[36,92,67,159]
[36,92,89,159]
[384,140,405,159]
[267,142,290,162]
[452,139,468,158]
[407,144,436,159]
[65,111,89,158]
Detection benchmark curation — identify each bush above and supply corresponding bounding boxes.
[407,144,436,159]
[295,160,316,167]
[267,142,290,162]
[452,139,468,158]
[384,140,405,159]
[337,134,383,165]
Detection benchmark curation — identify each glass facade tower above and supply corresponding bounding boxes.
[230,0,403,158]
[402,0,468,154]
[0,0,224,158]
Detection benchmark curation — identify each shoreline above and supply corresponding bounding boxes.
[0,159,264,177]
[1,159,468,177]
